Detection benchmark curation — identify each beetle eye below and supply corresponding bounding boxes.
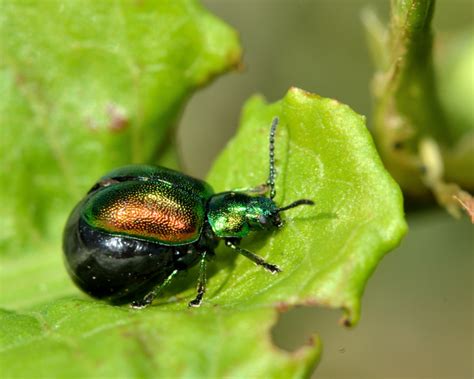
[258,215,267,225]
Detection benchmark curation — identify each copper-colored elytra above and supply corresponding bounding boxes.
[96,192,200,243]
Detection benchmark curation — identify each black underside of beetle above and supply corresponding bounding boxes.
[63,200,216,304]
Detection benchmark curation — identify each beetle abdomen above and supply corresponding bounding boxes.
[63,203,201,301]
[83,181,205,245]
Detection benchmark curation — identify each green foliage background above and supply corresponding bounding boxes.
[1,0,472,378]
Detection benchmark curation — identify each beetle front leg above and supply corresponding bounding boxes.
[225,239,281,274]
[188,251,209,308]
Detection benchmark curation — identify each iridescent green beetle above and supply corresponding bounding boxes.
[63,118,314,308]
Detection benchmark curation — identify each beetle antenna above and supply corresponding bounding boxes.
[267,117,278,199]
[277,199,314,212]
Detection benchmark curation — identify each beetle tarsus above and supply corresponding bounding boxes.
[264,263,281,274]
[130,291,155,309]
[188,293,203,308]
[130,297,152,309]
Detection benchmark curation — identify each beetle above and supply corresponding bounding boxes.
[63,117,314,308]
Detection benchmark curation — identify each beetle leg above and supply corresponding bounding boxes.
[225,239,281,274]
[188,252,208,308]
[130,269,179,309]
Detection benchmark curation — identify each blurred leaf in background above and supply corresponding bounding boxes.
[364,0,474,218]
[0,0,241,260]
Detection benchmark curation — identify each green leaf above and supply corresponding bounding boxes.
[1,87,405,377]
[206,88,407,325]
[0,84,406,376]
[0,299,320,378]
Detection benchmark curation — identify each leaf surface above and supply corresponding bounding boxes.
[0,299,319,378]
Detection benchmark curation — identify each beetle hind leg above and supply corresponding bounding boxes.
[188,252,209,308]
[130,269,179,309]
